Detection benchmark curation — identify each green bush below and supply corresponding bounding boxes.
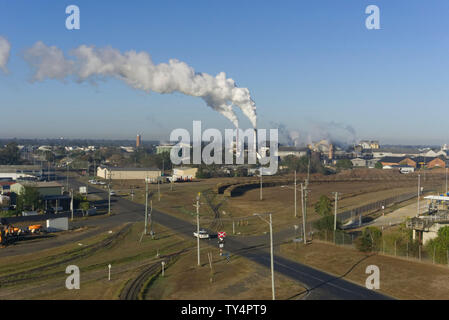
[356,227,382,252]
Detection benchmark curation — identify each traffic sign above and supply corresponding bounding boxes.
[218,231,226,239]
[219,243,224,248]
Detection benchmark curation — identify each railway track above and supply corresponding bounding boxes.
[119,248,191,300]
[0,224,132,287]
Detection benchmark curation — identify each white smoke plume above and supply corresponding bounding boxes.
[275,121,357,147]
[0,36,11,73]
[24,42,257,128]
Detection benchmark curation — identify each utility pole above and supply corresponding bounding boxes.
[417,173,421,217]
[260,170,263,201]
[333,192,339,231]
[107,184,111,215]
[70,189,74,221]
[158,178,161,201]
[301,183,306,244]
[194,193,201,266]
[66,163,69,192]
[294,170,297,218]
[150,200,153,239]
[145,178,149,235]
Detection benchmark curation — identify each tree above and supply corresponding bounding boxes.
[336,159,353,170]
[0,143,21,165]
[196,165,212,179]
[356,227,382,252]
[375,161,383,169]
[313,215,341,232]
[314,195,333,216]
[313,195,339,232]
[282,155,327,174]
[80,201,90,213]
[234,166,248,177]
[425,226,449,263]
[16,186,41,213]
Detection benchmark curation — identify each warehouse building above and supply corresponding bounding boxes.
[277,146,309,159]
[97,166,162,181]
[351,158,367,167]
[11,181,63,197]
[172,167,198,181]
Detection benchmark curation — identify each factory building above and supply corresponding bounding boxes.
[172,167,198,181]
[277,146,309,159]
[156,144,174,154]
[97,166,161,181]
[351,158,367,167]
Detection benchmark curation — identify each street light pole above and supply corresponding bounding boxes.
[70,189,74,221]
[195,193,201,266]
[269,213,275,301]
[145,178,148,235]
[254,213,275,300]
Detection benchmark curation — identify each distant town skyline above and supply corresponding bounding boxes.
[2,1,449,145]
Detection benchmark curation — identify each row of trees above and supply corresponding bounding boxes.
[282,155,329,175]
[0,143,21,165]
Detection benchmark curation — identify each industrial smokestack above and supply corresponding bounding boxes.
[236,126,240,158]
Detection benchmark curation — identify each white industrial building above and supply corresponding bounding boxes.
[172,167,198,181]
[97,166,161,181]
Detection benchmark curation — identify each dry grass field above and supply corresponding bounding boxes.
[279,240,449,300]
[0,221,305,300]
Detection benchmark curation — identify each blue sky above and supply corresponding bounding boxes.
[1,0,449,145]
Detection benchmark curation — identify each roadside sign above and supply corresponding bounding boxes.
[218,231,226,239]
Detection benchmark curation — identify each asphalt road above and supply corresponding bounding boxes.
[1,176,392,300]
